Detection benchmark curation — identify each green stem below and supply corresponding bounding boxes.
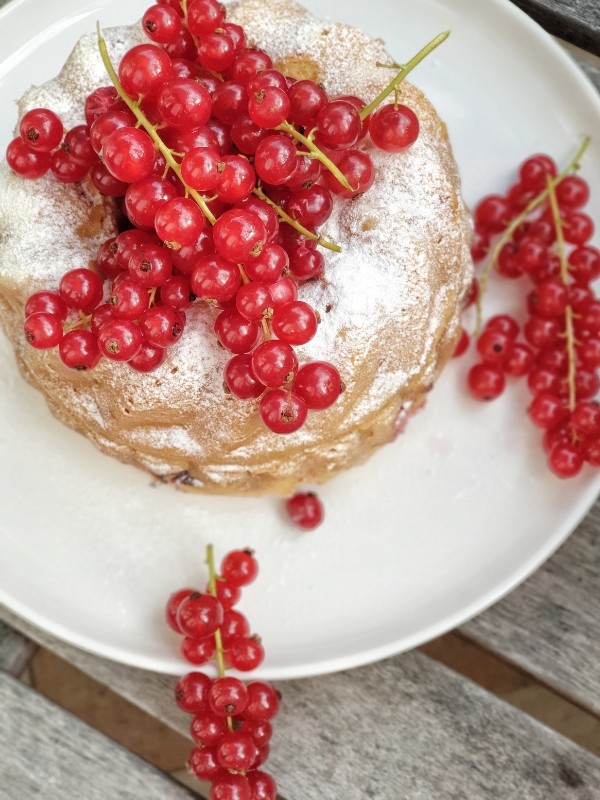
[360,31,450,120]
[275,120,353,192]
[547,175,577,411]
[475,135,591,333]
[253,185,342,253]
[96,24,216,226]
[205,545,233,732]
[205,544,227,679]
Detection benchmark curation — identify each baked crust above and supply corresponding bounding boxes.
[0,0,473,496]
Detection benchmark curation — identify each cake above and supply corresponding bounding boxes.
[0,0,473,496]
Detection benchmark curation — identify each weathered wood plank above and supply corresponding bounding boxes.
[269,652,600,800]
[0,620,35,676]
[572,53,600,91]
[462,501,600,716]
[0,672,201,800]
[2,607,600,799]
[511,0,600,56]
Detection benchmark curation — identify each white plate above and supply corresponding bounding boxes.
[0,0,599,680]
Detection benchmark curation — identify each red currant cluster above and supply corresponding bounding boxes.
[167,546,279,800]
[7,0,446,435]
[461,143,600,478]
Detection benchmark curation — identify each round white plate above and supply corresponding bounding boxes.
[0,0,599,679]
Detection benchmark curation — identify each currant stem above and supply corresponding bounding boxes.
[475,135,591,333]
[360,31,450,120]
[275,120,353,192]
[96,24,217,226]
[547,175,577,411]
[205,544,227,678]
[253,185,342,252]
[205,544,233,732]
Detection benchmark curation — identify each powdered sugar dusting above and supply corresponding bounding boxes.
[0,0,472,495]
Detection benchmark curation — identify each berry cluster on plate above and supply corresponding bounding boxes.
[168,545,279,800]
[462,142,600,479]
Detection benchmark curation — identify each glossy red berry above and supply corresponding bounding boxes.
[214,209,267,263]
[157,78,212,130]
[369,103,419,152]
[293,361,342,409]
[139,306,185,347]
[467,363,505,401]
[527,392,569,429]
[125,176,180,229]
[25,292,68,321]
[59,269,104,312]
[221,549,259,587]
[271,301,318,345]
[143,4,182,44]
[214,308,260,354]
[555,175,590,210]
[247,771,277,800]
[225,354,265,400]
[190,712,228,746]
[548,442,583,479]
[230,48,273,85]
[503,341,535,377]
[254,134,298,185]
[226,635,265,672]
[474,195,511,233]
[475,329,513,364]
[175,671,212,714]
[316,100,362,150]
[188,746,221,781]
[23,312,63,349]
[187,0,225,35]
[248,86,291,128]
[103,127,156,182]
[244,681,280,721]
[453,328,470,358]
[181,635,217,666]
[176,592,224,639]
[208,676,249,717]
[210,773,251,800]
[165,587,198,632]
[221,610,251,647]
[259,389,307,433]
[98,319,143,361]
[19,107,63,152]
[155,197,205,248]
[250,340,296,387]
[285,491,324,530]
[118,44,172,99]
[287,79,327,127]
[108,277,149,320]
[58,330,101,370]
[518,154,557,190]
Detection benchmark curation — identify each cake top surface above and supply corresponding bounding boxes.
[0,0,471,476]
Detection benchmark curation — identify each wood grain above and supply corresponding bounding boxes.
[0,672,201,800]
[462,501,600,716]
[0,620,35,676]
[2,609,600,799]
[510,0,600,55]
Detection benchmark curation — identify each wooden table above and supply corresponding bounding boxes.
[1,1,600,798]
